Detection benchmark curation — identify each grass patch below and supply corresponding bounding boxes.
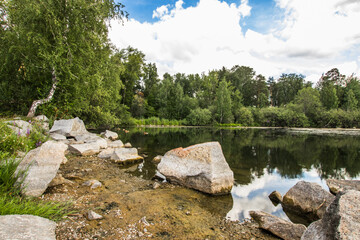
[0,149,72,221]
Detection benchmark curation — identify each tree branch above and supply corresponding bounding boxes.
[27,68,58,118]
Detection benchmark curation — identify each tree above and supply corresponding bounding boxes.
[320,84,339,110]
[215,79,233,123]
[118,47,145,107]
[0,0,126,122]
[272,73,306,106]
[344,90,358,111]
[294,87,322,121]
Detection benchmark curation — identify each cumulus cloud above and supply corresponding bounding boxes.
[109,0,360,83]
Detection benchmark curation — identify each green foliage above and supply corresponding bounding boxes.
[215,79,233,123]
[294,87,322,122]
[234,107,254,126]
[0,122,48,154]
[320,84,339,110]
[344,89,358,111]
[186,108,212,126]
[271,73,306,106]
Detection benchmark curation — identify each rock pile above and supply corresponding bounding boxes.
[250,180,360,240]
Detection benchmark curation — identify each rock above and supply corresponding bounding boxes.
[0,215,56,240]
[152,155,162,164]
[6,120,32,136]
[83,179,102,189]
[50,133,67,141]
[301,190,360,240]
[108,140,124,148]
[17,141,68,197]
[111,148,144,164]
[101,130,118,140]
[152,171,167,182]
[326,179,360,195]
[98,148,115,159]
[157,142,234,195]
[250,211,306,240]
[281,181,335,224]
[124,142,132,148]
[68,142,100,156]
[269,191,282,206]
[32,115,50,130]
[33,115,49,122]
[153,182,161,189]
[48,174,74,187]
[75,133,107,149]
[86,210,103,220]
[49,117,88,137]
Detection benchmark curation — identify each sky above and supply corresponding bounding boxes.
[109,0,360,83]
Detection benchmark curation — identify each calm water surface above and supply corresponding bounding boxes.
[118,127,360,222]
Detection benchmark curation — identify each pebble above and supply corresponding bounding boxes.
[86,210,103,220]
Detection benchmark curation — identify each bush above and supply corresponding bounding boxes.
[186,108,212,126]
[234,107,254,126]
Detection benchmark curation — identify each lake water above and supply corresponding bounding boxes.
[118,127,360,222]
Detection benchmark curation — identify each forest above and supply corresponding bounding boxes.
[1,0,360,128]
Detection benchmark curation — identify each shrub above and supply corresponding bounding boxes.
[234,107,254,126]
[186,108,212,126]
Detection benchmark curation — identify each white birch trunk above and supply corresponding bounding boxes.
[27,68,58,118]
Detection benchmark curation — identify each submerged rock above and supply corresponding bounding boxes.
[50,117,88,137]
[250,211,306,240]
[301,190,360,240]
[0,215,56,240]
[111,148,143,164]
[281,181,335,224]
[326,179,360,195]
[17,141,68,197]
[157,142,234,195]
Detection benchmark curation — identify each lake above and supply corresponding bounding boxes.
[117,127,360,223]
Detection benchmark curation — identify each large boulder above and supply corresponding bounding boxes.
[282,181,335,224]
[157,142,234,195]
[108,140,124,148]
[17,141,68,197]
[49,117,88,137]
[301,190,360,240]
[0,215,56,240]
[250,211,306,240]
[326,179,360,195]
[110,148,143,164]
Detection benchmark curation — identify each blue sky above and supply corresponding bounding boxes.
[111,0,360,82]
[120,0,282,34]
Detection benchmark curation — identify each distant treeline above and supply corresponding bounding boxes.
[1,1,360,128]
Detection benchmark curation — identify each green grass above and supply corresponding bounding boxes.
[0,121,72,221]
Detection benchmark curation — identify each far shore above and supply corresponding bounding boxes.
[134,125,360,135]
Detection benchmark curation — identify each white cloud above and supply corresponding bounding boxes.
[152,5,169,19]
[109,0,360,83]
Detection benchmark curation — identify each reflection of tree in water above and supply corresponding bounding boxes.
[119,127,360,182]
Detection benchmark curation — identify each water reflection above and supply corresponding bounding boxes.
[119,127,360,221]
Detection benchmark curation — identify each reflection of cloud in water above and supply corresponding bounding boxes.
[227,168,330,221]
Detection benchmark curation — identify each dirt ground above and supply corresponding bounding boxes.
[43,155,279,240]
